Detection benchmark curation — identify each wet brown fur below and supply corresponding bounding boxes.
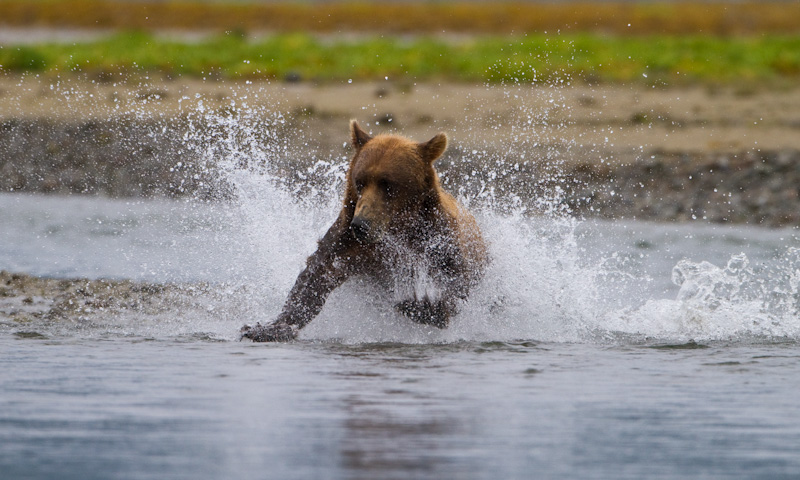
[240,120,487,342]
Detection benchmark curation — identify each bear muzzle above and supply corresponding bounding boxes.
[351,216,376,243]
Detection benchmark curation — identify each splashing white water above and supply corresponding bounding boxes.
[4,76,799,344]
[184,91,800,345]
[603,250,800,342]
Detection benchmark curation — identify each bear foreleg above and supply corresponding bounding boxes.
[240,229,356,342]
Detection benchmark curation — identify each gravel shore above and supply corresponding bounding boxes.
[2,76,799,226]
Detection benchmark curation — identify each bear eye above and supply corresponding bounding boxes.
[378,179,394,196]
[355,181,365,194]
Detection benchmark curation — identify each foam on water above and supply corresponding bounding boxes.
[603,250,800,342]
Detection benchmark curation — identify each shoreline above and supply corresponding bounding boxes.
[2,77,800,226]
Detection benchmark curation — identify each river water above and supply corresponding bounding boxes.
[2,79,800,477]
[2,192,799,480]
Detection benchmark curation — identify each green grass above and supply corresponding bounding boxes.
[1,32,799,85]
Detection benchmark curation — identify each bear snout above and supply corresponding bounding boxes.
[351,216,373,243]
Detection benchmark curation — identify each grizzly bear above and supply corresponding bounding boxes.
[240,120,487,342]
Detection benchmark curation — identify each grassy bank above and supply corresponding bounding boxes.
[1,32,799,85]
[1,1,799,35]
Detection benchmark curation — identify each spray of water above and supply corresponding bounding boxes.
[4,74,799,344]
[176,81,800,345]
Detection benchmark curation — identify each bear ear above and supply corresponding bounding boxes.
[350,120,372,150]
[419,133,448,164]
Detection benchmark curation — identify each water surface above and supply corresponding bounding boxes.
[2,193,800,479]
[3,336,799,480]
[2,75,799,479]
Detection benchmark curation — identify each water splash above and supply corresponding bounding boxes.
[182,85,799,344]
[3,75,800,344]
[602,250,800,342]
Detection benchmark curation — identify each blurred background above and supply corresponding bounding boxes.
[1,0,799,225]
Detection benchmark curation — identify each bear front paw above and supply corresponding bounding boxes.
[395,299,450,329]
[239,322,298,342]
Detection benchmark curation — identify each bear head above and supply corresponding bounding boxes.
[347,120,448,244]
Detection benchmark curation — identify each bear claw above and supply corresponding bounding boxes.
[239,322,298,342]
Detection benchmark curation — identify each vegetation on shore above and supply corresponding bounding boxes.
[1,31,799,86]
[1,1,798,85]
[1,1,799,35]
